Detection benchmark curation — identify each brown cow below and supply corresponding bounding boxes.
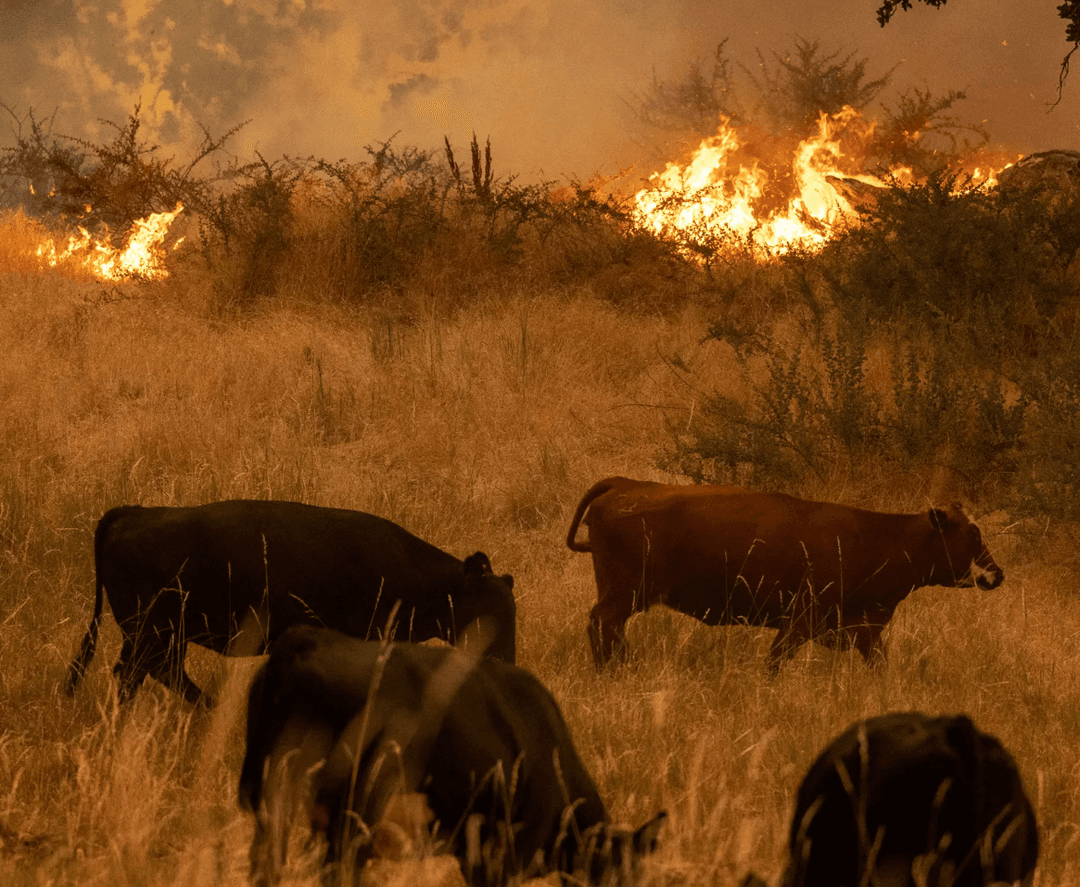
[566,477,1004,670]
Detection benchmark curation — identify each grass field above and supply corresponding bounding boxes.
[1,200,1079,887]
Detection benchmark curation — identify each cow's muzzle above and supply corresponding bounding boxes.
[972,548,1004,590]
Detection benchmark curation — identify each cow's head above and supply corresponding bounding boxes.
[457,552,517,663]
[928,505,1004,590]
[579,811,667,885]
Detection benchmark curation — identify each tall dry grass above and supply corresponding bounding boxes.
[1,205,1078,887]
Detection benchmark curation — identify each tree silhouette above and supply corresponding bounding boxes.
[875,0,947,27]
[745,38,892,135]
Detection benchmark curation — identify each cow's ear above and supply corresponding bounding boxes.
[500,573,514,592]
[463,552,494,576]
[929,508,954,531]
[632,810,668,856]
[943,714,979,758]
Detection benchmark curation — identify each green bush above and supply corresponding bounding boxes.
[667,318,1030,503]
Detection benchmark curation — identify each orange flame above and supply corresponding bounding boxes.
[35,203,184,280]
[635,107,898,256]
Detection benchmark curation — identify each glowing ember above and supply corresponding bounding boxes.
[35,203,184,280]
[635,107,894,256]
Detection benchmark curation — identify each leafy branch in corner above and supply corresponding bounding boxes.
[876,0,1080,104]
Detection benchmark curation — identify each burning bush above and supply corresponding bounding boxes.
[0,103,244,281]
[664,157,1080,516]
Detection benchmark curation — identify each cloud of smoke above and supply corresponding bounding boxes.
[1,0,669,178]
[1,0,1077,183]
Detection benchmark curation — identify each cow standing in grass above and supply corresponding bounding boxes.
[744,712,1038,887]
[66,500,516,706]
[567,477,1004,670]
[239,625,666,886]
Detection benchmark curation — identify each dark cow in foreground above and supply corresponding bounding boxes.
[567,477,1004,670]
[239,625,666,886]
[66,500,516,706]
[746,712,1038,887]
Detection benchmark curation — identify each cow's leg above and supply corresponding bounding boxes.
[765,620,811,675]
[588,605,631,668]
[142,634,212,707]
[169,668,212,708]
[588,554,639,668]
[156,644,211,707]
[250,738,299,887]
[849,622,887,667]
[250,804,285,887]
[250,717,337,887]
[113,638,150,704]
[112,626,209,706]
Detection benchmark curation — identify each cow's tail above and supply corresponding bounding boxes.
[566,477,621,553]
[65,508,121,695]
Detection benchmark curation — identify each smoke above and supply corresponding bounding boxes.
[0,0,671,177]
[1,0,1077,182]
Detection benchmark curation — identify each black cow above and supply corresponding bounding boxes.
[65,500,516,706]
[756,712,1038,887]
[239,625,666,887]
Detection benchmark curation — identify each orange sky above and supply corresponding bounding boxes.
[0,0,1076,181]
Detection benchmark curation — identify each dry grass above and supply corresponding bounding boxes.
[1,213,1078,886]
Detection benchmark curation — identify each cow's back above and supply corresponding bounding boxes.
[785,712,1038,887]
[584,483,815,624]
[98,500,464,648]
[206,501,462,636]
[585,483,932,623]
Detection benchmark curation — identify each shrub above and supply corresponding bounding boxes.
[0,102,237,235]
[819,170,1074,327]
[666,314,1031,503]
[199,154,306,310]
[194,135,660,313]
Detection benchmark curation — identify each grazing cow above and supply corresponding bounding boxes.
[769,712,1038,887]
[566,477,1004,670]
[239,625,666,886]
[66,500,516,706]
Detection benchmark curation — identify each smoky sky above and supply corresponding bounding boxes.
[1,0,1077,181]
